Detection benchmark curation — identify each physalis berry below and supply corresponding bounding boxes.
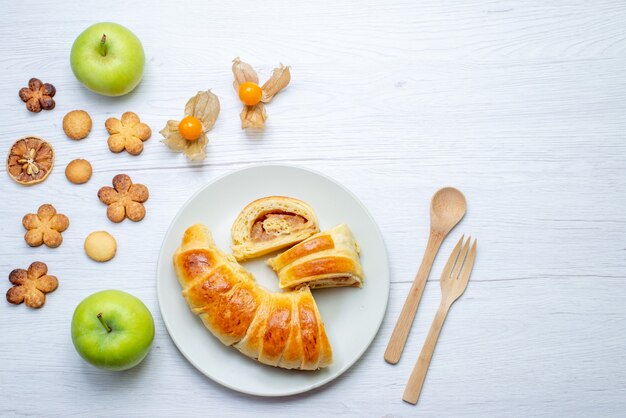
[160,90,220,161]
[178,116,203,141]
[238,82,263,106]
[232,58,291,130]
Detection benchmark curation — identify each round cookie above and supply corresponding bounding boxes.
[65,159,92,184]
[63,110,92,140]
[84,231,117,262]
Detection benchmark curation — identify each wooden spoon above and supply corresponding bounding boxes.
[384,187,466,364]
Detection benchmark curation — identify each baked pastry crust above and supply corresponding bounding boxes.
[231,196,319,261]
[268,224,364,290]
[173,224,332,370]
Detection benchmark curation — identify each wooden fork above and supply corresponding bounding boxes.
[403,235,477,404]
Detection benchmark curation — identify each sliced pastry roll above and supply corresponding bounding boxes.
[174,224,332,370]
[267,224,364,290]
[231,196,319,261]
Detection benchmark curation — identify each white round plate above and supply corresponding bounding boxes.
[157,164,390,396]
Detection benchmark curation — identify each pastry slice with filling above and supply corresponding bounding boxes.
[267,224,364,290]
[231,196,319,261]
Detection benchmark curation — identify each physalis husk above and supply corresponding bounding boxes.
[160,90,220,161]
[232,57,291,130]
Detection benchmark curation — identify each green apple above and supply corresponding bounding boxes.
[71,290,155,371]
[70,22,145,96]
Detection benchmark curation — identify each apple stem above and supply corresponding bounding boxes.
[97,312,112,333]
[99,34,107,57]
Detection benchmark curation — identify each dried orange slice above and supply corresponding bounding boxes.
[6,136,54,186]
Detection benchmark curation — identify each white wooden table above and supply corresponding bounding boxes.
[2,1,625,416]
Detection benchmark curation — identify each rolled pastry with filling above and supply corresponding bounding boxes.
[173,224,332,370]
[267,224,364,290]
[231,196,319,261]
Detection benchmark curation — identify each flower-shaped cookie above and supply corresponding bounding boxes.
[160,90,220,161]
[98,174,149,222]
[22,204,70,248]
[105,112,152,155]
[6,261,58,308]
[18,78,56,113]
[232,58,291,129]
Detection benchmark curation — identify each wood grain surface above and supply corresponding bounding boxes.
[1,0,625,417]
